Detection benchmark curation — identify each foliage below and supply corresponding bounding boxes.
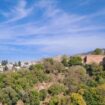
[49,96,59,105]
[48,84,66,95]
[43,58,65,74]
[0,87,19,105]
[70,93,86,105]
[29,64,44,71]
[49,96,71,105]
[39,89,47,101]
[18,61,21,66]
[86,63,103,76]
[83,88,105,105]
[59,96,70,105]
[0,55,105,105]
[0,67,49,104]
[64,66,88,92]
[28,90,40,105]
[1,60,8,66]
[86,79,97,87]
[20,90,40,105]
[61,55,69,67]
[92,48,103,55]
[68,56,82,66]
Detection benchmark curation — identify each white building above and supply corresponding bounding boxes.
[21,61,37,68]
[6,64,13,70]
[14,66,21,71]
[0,66,3,72]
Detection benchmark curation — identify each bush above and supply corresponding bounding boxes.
[49,96,71,105]
[29,64,44,71]
[86,80,97,87]
[86,63,103,76]
[83,88,105,105]
[64,66,88,92]
[48,84,66,96]
[68,56,82,66]
[39,89,47,101]
[92,48,103,55]
[70,93,86,105]
[49,96,59,105]
[43,59,65,74]
[61,55,69,67]
[28,90,40,105]
[0,87,19,105]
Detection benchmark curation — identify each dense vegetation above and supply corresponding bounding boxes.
[0,55,105,105]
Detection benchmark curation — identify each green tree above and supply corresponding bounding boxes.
[0,87,19,105]
[92,48,103,55]
[29,90,40,105]
[86,63,103,76]
[68,56,82,66]
[70,93,86,105]
[29,64,44,71]
[61,55,69,67]
[49,96,70,105]
[4,65,9,71]
[1,60,8,66]
[83,88,105,105]
[19,90,30,104]
[18,61,21,67]
[49,96,59,105]
[39,89,47,101]
[43,59,65,74]
[48,84,66,96]
[64,66,88,92]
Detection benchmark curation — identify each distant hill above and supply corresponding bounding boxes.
[79,48,105,56]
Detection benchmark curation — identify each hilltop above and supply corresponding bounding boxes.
[79,48,105,56]
[52,48,105,64]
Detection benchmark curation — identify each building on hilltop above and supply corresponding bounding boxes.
[81,55,105,64]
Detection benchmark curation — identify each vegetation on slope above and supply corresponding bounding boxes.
[0,55,105,105]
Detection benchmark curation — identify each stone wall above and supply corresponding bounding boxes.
[81,55,105,64]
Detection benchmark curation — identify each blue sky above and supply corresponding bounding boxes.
[0,0,105,61]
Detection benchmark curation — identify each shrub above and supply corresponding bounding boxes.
[39,89,47,101]
[43,59,65,74]
[0,87,19,105]
[61,55,69,67]
[70,93,86,105]
[48,84,66,96]
[29,64,44,71]
[64,66,88,92]
[68,56,82,66]
[49,96,59,105]
[28,90,40,105]
[92,48,103,55]
[83,88,105,105]
[86,63,103,76]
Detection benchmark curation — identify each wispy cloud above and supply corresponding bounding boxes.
[0,0,105,36]
[0,0,105,59]
[0,0,34,24]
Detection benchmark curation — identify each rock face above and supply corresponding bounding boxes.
[81,55,105,64]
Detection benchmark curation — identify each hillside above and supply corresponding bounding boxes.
[79,48,105,55]
[0,49,105,105]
